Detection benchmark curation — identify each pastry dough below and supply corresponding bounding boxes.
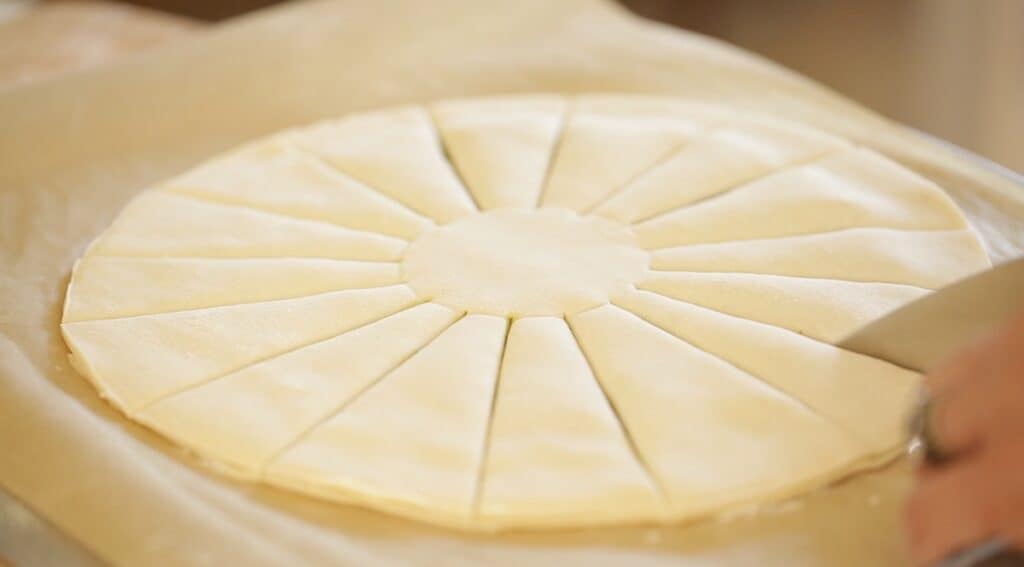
[60,94,990,530]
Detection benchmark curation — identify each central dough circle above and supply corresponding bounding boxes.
[403,208,649,316]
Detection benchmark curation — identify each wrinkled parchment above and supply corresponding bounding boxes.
[1,1,1021,565]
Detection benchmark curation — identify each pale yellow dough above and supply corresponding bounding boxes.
[61,94,990,531]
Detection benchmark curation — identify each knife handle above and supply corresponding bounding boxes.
[911,391,952,465]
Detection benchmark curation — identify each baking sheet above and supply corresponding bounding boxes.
[1,1,1022,565]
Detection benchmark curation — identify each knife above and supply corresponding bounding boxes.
[838,256,1024,567]
[839,257,1024,373]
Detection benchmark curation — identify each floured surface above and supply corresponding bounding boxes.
[1,0,1022,565]
[59,95,987,531]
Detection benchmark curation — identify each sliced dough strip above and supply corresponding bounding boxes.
[266,314,509,524]
[293,106,477,224]
[428,111,483,212]
[609,302,863,444]
[591,121,848,224]
[564,317,669,501]
[638,270,929,343]
[634,148,968,247]
[63,285,421,411]
[64,257,404,322]
[256,310,468,471]
[477,317,665,524]
[159,136,435,239]
[137,303,462,476]
[532,101,573,209]
[168,190,396,237]
[651,227,989,289]
[543,97,727,212]
[430,96,568,210]
[577,126,709,215]
[646,268,935,289]
[471,318,512,514]
[288,143,438,228]
[567,303,864,516]
[88,191,407,262]
[628,149,841,226]
[135,298,432,412]
[613,289,920,452]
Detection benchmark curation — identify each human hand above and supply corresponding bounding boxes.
[905,310,1024,566]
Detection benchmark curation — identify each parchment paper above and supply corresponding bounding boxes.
[1,1,1022,565]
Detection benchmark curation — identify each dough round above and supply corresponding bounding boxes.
[61,94,989,530]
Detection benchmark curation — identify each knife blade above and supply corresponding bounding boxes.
[838,256,1024,373]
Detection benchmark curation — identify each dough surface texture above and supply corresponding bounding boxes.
[61,95,989,530]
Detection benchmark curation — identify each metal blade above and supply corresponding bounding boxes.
[837,257,1024,372]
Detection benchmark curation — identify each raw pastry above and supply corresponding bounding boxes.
[61,94,990,530]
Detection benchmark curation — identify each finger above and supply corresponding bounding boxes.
[928,372,997,456]
[1001,308,1024,342]
[932,369,1024,456]
[925,307,1024,395]
[927,320,1024,456]
[906,455,1000,566]
[925,336,993,394]
[1010,529,1024,556]
[985,437,1024,547]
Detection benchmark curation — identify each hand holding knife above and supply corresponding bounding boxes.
[839,257,1024,566]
